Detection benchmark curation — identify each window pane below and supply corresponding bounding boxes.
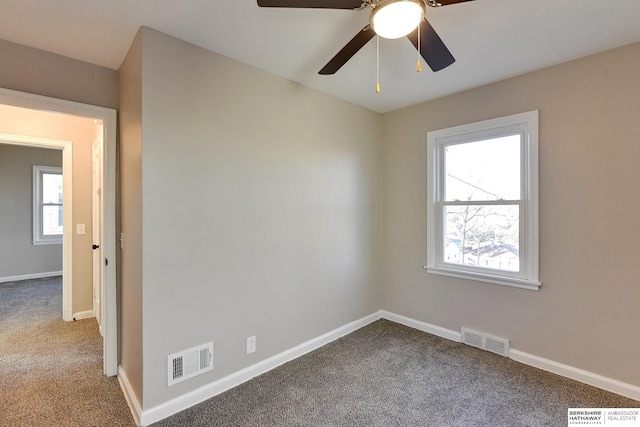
[43,205,63,235]
[444,135,520,201]
[42,173,63,204]
[444,205,519,272]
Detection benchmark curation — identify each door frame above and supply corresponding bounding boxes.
[91,135,103,334]
[0,87,118,377]
[0,135,72,319]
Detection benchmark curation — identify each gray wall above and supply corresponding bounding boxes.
[0,144,62,277]
[118,30,144,406]
[118,27,381,409]
[0,39,118,109]
[6,25,639,415]
[380,41,640,387]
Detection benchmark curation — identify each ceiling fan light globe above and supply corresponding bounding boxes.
[371,0,425,39]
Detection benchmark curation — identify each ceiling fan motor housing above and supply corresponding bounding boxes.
[370,0,426,39]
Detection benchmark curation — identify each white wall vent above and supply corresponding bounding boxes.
[461,329,484,348]
[168,342,213,386]
[485,336,509,356]
[461,328,509,357]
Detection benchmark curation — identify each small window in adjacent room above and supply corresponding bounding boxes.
[33,165,63,245]
[426,111,539,290]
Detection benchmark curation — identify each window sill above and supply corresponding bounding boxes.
[424,266,541,291]
[33,240,63,246]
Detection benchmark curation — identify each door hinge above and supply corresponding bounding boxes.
[105,258,109,266]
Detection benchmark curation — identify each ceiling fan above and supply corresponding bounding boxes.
[257,0,475,75]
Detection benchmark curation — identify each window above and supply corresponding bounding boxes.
[426,111,539,290]
[33,165,63,245]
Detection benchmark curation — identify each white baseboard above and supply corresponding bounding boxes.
[138,312,382,426]
[122,310,639,426]
[382,311,640,402]
[118,365,143,427]
[510,349,640,401]
[380,310,462,342]
[71,310,94,321]
[381,311,462,342]
[0,270,62,284]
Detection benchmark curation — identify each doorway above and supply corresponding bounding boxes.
[0,88,117,376]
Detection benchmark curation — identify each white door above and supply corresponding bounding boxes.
[92,136,103,334]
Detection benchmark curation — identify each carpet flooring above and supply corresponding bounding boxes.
[3,277,638,426]
[152,319,639,427]
[0,277,134,427]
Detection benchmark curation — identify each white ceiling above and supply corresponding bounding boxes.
[2,0,640,113]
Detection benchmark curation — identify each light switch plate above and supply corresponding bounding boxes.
[76,224,86,235]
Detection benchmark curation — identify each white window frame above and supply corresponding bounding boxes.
[33,165,63,245]
[426,111,540,291]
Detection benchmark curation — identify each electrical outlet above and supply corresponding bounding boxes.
[246,336,256,354]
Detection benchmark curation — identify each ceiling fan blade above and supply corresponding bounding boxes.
[319,26,376,75]
[425,0,474,6]
[407,19,455,72]
[257,0,363,9]
[436,0,475,5]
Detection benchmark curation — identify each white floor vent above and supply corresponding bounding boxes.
[168,342,213,386]
[461,328,509,357]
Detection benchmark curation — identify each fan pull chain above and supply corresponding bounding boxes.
[417,22,422,73]
[376,35,380,93]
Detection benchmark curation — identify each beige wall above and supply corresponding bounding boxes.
[380,41,640,387]
[0,104,100,315]
[0,144,62,277]
[119,27,381,409]
[0,35,118,316]
[118,30,144,406]
[5,21,636,415]
[0,39,118,109]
